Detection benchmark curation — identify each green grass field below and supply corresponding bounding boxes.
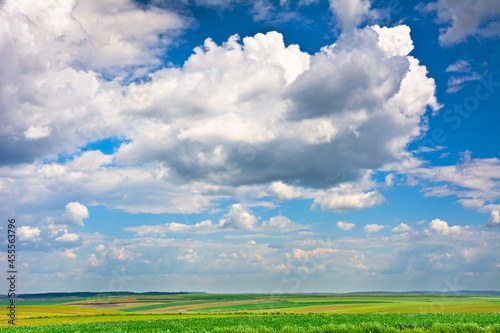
[0,313,499,332]
[1,294,498,331]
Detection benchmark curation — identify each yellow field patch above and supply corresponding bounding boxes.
[0,313,250,327]
[13,305,122,318]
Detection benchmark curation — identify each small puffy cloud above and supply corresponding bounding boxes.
[292,247,338,260]
[269,181,302,199]
[384,173,395,187]
[59,202,89,226]
[426,219,463,235]
[337,221,355,230]
[177,249,198,263]
[314,190,384,212]
[261,216,295,230]
[54,233,81,242]
[364,224,384,233]
[487,211,500,228]
[23,125,52,140]
[329,0,372,31]
[219,204,258,229]
[392,223,412,233]
[18,226,41,242]
[95,244,106,252]
[423,0,500,46]
[67,151,113,172]
[88,253,102,267]
[106,246,133,261]
[261,215,309,232]
[63,249,77,259]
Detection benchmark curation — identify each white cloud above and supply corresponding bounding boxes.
[371,25,414,58]
[262,216,294,229]
[0,0,188,167]
[292,247,338,260]
[219,204,258,229]
[487,211,500,228]
[116,26,437,193]
[23,125,52,140]
[87,253,101,267]
[426,219,463,236]
[124,219,216,236]
[95,244,106,253]
[337,221,355,230]
[446,72,480,93]
[55,233,81,242]
[329,0,372,31]
[63,249,77,259]
[67,151,114,172]
[423,0,500,46]
[408,157,500,213]
[18,226,41,242]
[384,173,395,187]
[364,224,384,233]
[314,189,384,212]
[446,59,471,73]
[392,223,412,233]
[269,181,302,199]
[59,202,89,226]
[177,249,198,263]
[298,0,320,5]
[87,244,132,267]
[107,246,133,261]
[72,0,189,73]
[250,0,274,22]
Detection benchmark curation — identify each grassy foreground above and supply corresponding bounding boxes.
[0,313,499,332]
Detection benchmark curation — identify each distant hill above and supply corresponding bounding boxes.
[342,291,500,297]
[0,291,203,300]
[1,290,499,300]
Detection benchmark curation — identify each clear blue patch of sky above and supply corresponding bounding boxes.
[82,137,131,155]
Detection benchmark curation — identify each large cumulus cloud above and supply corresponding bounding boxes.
[0,0,439,219]
[117,26,439,191]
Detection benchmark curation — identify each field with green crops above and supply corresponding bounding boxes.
[1,294,498,331]
[1,313,499,332]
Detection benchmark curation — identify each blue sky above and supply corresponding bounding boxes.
[1,0,499,294]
